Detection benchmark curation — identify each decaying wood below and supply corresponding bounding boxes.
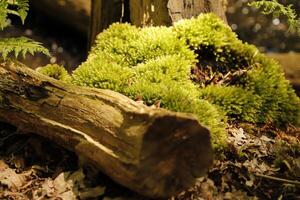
[129,0,227,27]
[0,62,213,198]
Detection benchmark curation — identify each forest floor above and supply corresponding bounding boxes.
[0,122,299,200]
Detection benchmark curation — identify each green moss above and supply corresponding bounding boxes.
[174,13,252,71]
[72,55,134,93]
[90,23,140,66]
[174,13,300,125]
[91,23,196,67]
[135,27,196,65]
[73,54,227,148]
[174,13,238,52]
[199,85,262,123]
[36,64,71,82]
[71,13,300,150]
[244,55,300,125]
[125,78,226,149]
[134,55,193,83]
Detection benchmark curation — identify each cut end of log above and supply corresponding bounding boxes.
[135,113,213,197]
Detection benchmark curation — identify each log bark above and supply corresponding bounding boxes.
[0,62,213,198]
[129,0,227,27]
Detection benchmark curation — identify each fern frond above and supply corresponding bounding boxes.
[0,0,29,29]
[14,0,29,24]
[0,0,9,29]
[249,0,300,35]
[0,37,50,60]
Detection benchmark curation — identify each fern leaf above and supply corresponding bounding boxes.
[0,37,50,60]
[15,0,29,24]
[249,0,300,35]
[0,0,29,28]
[0,0,9,29]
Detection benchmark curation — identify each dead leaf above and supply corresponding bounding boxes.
[0,160,26,190]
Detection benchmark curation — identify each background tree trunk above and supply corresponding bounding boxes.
[0,61,213,198]
[30,0,227,49]
[88,0,123,49]
[129,0,227,26]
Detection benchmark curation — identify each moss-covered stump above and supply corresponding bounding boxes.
[53,13,300,150]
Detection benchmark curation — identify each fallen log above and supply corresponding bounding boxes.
[0,61,213,198]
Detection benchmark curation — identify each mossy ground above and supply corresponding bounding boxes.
[38,13,300,150]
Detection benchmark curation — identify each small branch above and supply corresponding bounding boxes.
[255,173,300,186]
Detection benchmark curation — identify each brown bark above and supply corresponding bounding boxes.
[129,0,227,27]
[0,62,213,198]
[88,0,123,50]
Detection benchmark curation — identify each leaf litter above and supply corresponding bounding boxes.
[0,121,299,200]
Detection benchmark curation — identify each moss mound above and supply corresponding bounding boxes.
[173,13,300,126]
[244,55,300,125]
[48,13,299,149]
[72,55,134,93]
[91,23,196,67]
[36,64,71,82]
[199,85,262,123]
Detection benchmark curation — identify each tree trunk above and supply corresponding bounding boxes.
[0,61,213,198]
[30,0,227,50]
[129,0,227,27]
[88,0,123,49]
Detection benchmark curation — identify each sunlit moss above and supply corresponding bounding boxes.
[70,13,300,150]
[244,55,300,125]
[90,23,196,67]
[36,64,71,82]
[174,13,300,125]
[72,54,134,93]
[73,54,227,148]
[199,85,262,123]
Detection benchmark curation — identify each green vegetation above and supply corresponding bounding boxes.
[0,0,29,29]
[36,64,71,82]
[245,55,300,125]
[0,37,49,60]
[173,13,256,72]
[248,0,300,36]
[173,13,300,126]
[72,54,134,93]
[40,13,300,149]
[0,0,49,60]
[91,23,196,67]
[199,85,262,123]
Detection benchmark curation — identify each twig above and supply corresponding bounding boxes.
[255,173,300,186]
